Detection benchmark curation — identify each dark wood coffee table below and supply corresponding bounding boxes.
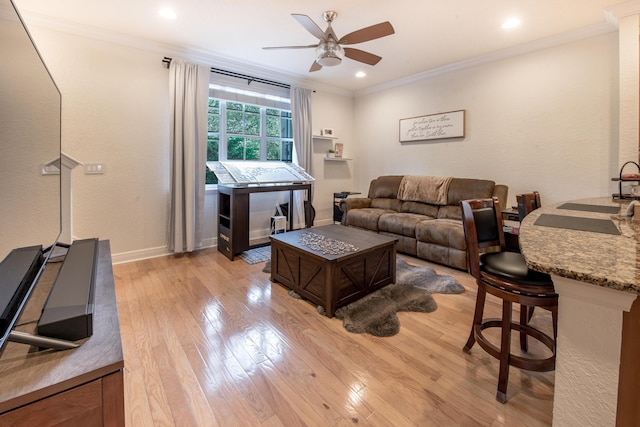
[270,224,397,317]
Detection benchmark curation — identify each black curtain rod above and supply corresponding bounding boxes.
[162,57,290,90]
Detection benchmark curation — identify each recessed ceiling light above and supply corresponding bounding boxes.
[355,71,366,78]
[502,17,520,29]
[159,7,177,20]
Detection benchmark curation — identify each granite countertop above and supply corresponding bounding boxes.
[519,197,640,294]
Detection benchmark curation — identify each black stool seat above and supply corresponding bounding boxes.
[481,251,554,289]
[460,197,558,403]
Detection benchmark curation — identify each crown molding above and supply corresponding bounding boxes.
[21,8,622,100]
[605,0,640,26]
[355,21,617,98]
[19,11,353,98]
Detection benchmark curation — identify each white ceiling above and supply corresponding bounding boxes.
[14,0,630,93]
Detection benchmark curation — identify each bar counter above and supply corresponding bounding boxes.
[519,197,639,426]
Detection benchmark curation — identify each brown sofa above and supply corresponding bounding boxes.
[339,175,508,270]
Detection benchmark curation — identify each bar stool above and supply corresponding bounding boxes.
[516,191,542,348]
[516,191,541,222]
[460,197,558,403]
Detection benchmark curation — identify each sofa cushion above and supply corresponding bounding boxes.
[379,212,434,237]
[415,218,466,251]
[370,198,402,211]
[345,208,394,232]
[437,205,462,220]
[401,201,440,217]
[417,242,467,270]
[446,178,495,206]
[381,232,416,256]
[368,175,404,199]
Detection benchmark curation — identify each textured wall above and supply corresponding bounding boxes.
[551,275,637,426]
[22,25,355,261]
[308,91,355,222]
[19,26,621,262]
[25,28,172,259]
[617,15,640,168]
[353,33,619,208]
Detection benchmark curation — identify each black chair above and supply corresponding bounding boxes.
[460,197,558,403]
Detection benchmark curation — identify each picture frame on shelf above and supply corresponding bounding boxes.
[320,128,334,137]
[334,143,343,158]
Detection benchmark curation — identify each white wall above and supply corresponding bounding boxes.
[309,91,355,221]
[0,19,60,259]
[21,24,620,262]
[618,14,640,167]
[23,26,355,262]
[354,33,619,208]
[28,28,172,261]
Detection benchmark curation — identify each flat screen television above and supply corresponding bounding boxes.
[0,0,62,353]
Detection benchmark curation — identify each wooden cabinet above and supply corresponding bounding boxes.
[0,373,123,426]
[0,240,124,426]
[217,185,250,260]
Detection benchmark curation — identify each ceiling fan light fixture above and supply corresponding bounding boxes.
[315,40,344,67]
[264,12,394,72]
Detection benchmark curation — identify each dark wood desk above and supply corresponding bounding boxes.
[218,183,312,260]
[0,240,124,426]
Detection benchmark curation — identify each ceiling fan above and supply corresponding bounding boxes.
[263,11,395,72]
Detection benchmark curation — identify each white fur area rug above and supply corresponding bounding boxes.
[271,257,465,337]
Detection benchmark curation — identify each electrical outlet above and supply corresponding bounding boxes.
[84,163,105,174]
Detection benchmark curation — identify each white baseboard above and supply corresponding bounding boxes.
[111,245,170,264]
[111,221,335,264]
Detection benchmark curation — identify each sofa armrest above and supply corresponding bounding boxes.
[339,198,372,225]
[493,184,509,210]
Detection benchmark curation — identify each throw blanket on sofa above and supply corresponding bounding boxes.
[397,176,453,205]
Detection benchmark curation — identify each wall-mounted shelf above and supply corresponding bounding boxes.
[324,157,352,162]
[313,135,338,141]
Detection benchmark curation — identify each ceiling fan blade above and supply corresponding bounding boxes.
[343,48,382,66]
[292,14,326,40]
[262,44,318,50]
[339,21,395,45]
[309,61,322,72]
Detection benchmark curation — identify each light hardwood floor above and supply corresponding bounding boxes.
[113,248,554,426]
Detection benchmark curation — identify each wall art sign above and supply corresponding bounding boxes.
[399,110,465,142]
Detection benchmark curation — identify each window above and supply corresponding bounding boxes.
[207,98,293,185]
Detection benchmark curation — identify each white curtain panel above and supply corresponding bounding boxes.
[168,59,209,253]
[290,87,313,229]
